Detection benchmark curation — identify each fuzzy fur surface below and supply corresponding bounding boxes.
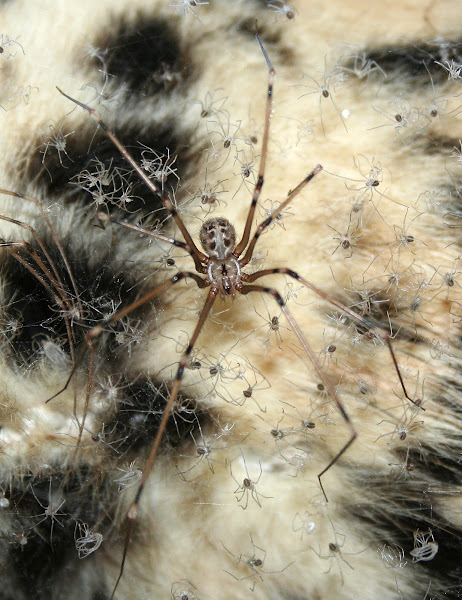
[1,1,462,599]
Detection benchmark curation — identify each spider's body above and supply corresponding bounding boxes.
[200,217,242,295]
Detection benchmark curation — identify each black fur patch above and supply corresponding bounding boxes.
[16,16,202,217]
[353,39,462,85]
[106,377,203,454]
[352,448,462,600]
[25,121,185,217]
[90,18,192,96]
[0,228,144,369]
[4,468,108,600]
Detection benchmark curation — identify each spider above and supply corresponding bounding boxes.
[56,32,420,598]
[410,529,439,563]
[74,521,103,559]
[29,477,67,545]
[222,534,294,591]
[230,451,273,510]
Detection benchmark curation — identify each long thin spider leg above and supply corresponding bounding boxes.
[241,283,357,501]
[0,240,77,365]
[46,270,208,403]
[56,272,211,511]
[0,238,81,427]
[111,287,218,600]
[0,240,71,315]
[56,88,208,271]
[0,188,83,319]
[97,212,207,274]
[238,165,323,267]
[244,267,422,408]
[0,216,76,320]
[233,33,275,258]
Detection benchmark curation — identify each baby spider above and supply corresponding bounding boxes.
[222,534,294,591]
[292,510,316,541]
[0,33,25,59]
[341,49,386,81]
[254,294,289,351]
[56,31,420,597]
[230,451,273,510]
[410,529,439,563]
[296,55,348,135]
[326,213,363,258]
[171,579,200,600]
[266,0,297,20]
[40,122,75,169]
[177,419,221,479]
[74,521,103,559]
[376,399,425,444]
[169,0,209,24]
[29,477,67,545]
[309,516,365,585]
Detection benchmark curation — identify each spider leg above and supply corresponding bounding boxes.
[111,286,218,599]
[47,269,208,401]
[238,164,322,267]
[241,283,357,501]
[0,239,79,416]
[0,207,87,445]
[56,87,208,272]
[245,267,422,408]
[0,239,73,318]
[97,212,207,274]
[0,202,84,381]
[0,212,77,317]
[48,271,209,480]
[0,189,83,318]
[233,34,274,257]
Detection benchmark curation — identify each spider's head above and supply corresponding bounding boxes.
[199,217,236,260]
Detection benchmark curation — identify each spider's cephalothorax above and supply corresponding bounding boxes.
[199,217,241,295]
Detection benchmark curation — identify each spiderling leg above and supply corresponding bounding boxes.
[244,268,422,408]
[241,283,357,501]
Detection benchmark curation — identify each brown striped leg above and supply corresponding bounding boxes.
[0,188,83,318]
[237,165,322,267]
[240,283,357,501]
[244,267,421,408]
[233,34,275,257]
[56,87,208,272]
[47,269,209,402]
[110,286,218,599]
[96,212,207,274]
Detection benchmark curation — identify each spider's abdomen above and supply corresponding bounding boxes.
[199,217,236,260]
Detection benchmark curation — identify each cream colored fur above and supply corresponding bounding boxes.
[1,2,462,599]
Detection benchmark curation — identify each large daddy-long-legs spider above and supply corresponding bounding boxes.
[57,33,421,597]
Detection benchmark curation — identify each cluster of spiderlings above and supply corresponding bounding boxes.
[2,7,462,600]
